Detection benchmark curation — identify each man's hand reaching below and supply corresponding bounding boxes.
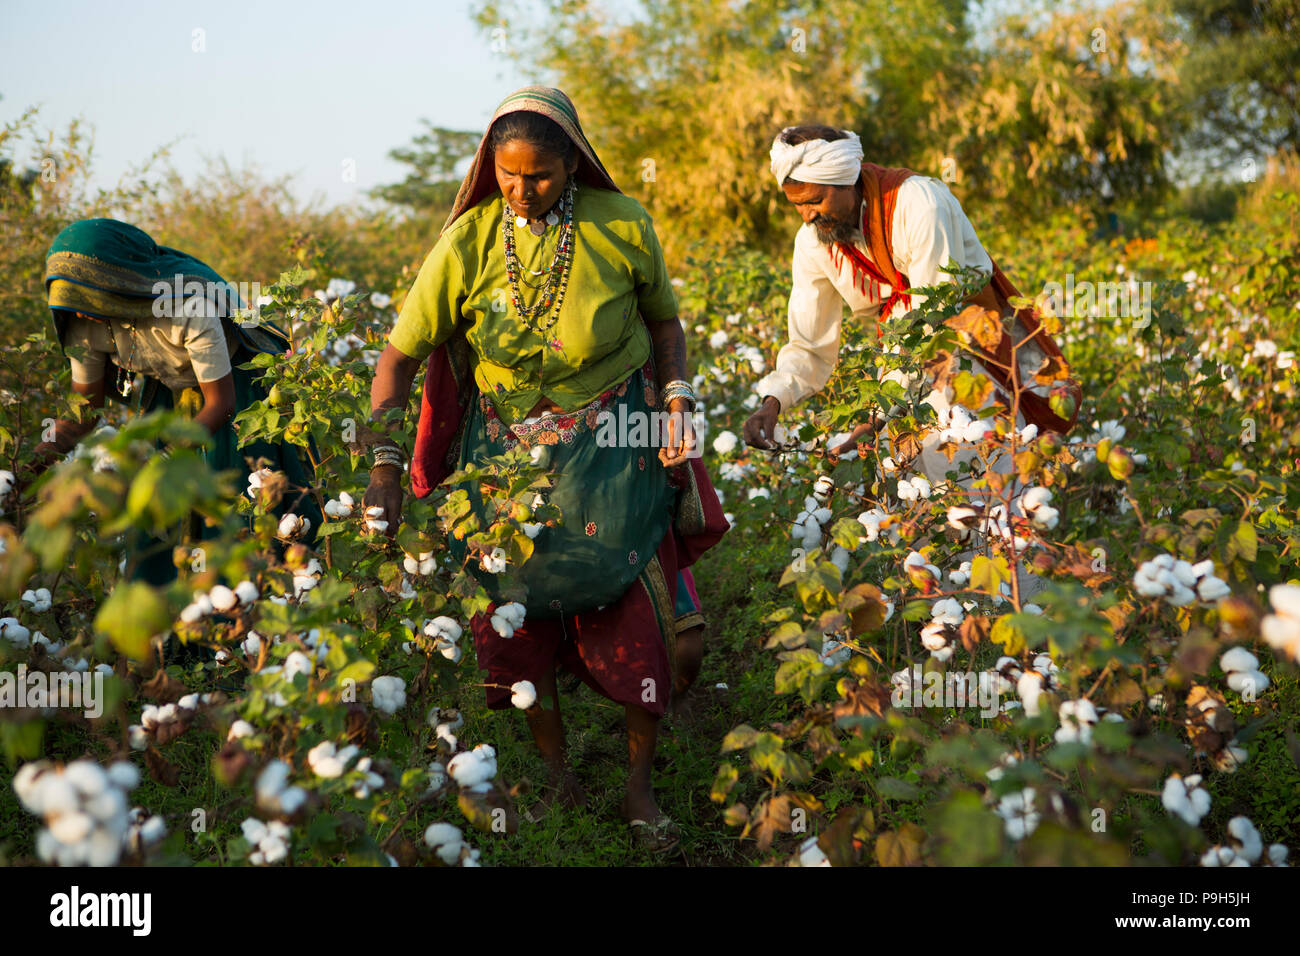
[743,396,782,450]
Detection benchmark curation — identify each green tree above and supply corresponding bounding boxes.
[1169,0,1300,161]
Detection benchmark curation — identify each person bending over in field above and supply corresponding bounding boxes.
[743,125,1081,480]
[27,218,320,585]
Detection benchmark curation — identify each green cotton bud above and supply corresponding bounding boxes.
[1048,386,1076,422]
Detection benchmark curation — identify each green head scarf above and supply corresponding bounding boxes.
[43,218,289,389]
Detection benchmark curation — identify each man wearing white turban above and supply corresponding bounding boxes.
[744,125,1079,455]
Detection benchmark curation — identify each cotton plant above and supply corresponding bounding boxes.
[1132,553,1230,606]
[1161,773,1211,826]
[424,821,480,867]
[1199,817,1290,868]
[920,597,964,662]
[1219,647,1269,698]
[12,759,144,866]
[1260,584,1300,663]
[371,675,407,715]
[490,602,526,639]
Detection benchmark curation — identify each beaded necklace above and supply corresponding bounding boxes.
[502,178,576,336]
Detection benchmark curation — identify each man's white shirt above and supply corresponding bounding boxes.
[755,176,993,411]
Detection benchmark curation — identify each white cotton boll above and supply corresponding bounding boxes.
[139,816,167,845]
[372,675,407,715]
[277,787,306,815]
[246,468,273,499]
[1019,424,1039,443]
[480,550,508,574]
[521,522,543,539]
[1219,647,1259,673]
[798,836,830,867]
[931,597,964,627]
[962,418,994,442]
[829,547,850,575]
[1167,584,1197,607]
[1226,670,1269,695]
[1031,505,1060,530]
[209,585,238,613]
[427,761,448,791]
[283,651,313,682]
[1172,560,1199,588]
[748,488,771,501]
[84,827,122,867]
[1196,576,1230,602]
[22,588,53,613]
[1227,816,1263,863]
[64,760,108,797]
[128,725,149,750]
[228,720,255,741]
[85,788,126,823]
[712,430,738,455]
[1267,844,1288,866]
[242,632,263,658]
[255,761,290,802]
[447,752,494,788]
[0,617,31,648]
[1017,671,1046,717]
[1020,487,1052,513]
[39,776,80,817]
[307,741,346,779]
[105,762,139,792]
[510,680,538,709]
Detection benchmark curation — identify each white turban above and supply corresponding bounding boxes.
[769,129,864,188]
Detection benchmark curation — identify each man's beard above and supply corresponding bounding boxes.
[811,215,860,246]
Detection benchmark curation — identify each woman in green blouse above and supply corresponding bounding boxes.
[363,88,724,852]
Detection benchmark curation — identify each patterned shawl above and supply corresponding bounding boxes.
[43,218,289,400]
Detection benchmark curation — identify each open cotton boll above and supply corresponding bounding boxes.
[0,617,32,647]
[228,720,255,741]
[21,588,52,613]
[372,675,407,715]
[283,651,314,682]
[447,751,495,788]
[510,680,538,709]
[1225,670,1269,695]
[209,585,238,613]
[1219,647,1258,674]
[307,741,347,779]
[1017,671,1047,717]
[712,430,738,455]
[234,580,259,605]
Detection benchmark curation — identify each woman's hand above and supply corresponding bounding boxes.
[658,397,695,467]
[364,464,404,539]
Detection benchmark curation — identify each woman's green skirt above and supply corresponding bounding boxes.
[449,365,675,618]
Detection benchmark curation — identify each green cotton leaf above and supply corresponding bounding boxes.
[774,648,830,703]
[1091,719,1132,752]
[829,518,863,551]
[336,659,375,686]
[721,724,759,752]
[930,791,1004,865]
[749,733,812,785]
[1,720,46,766]
[1231,521,1258,563]
[710,762,740,804]
[874,776,921,801]
[125,453,220,530]
[94,582,171,660]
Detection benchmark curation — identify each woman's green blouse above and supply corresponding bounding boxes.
[389,186,678,426]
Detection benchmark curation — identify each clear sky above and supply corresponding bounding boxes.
[0,0,532,208]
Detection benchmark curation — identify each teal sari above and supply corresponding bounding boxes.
[449,363,674,618]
